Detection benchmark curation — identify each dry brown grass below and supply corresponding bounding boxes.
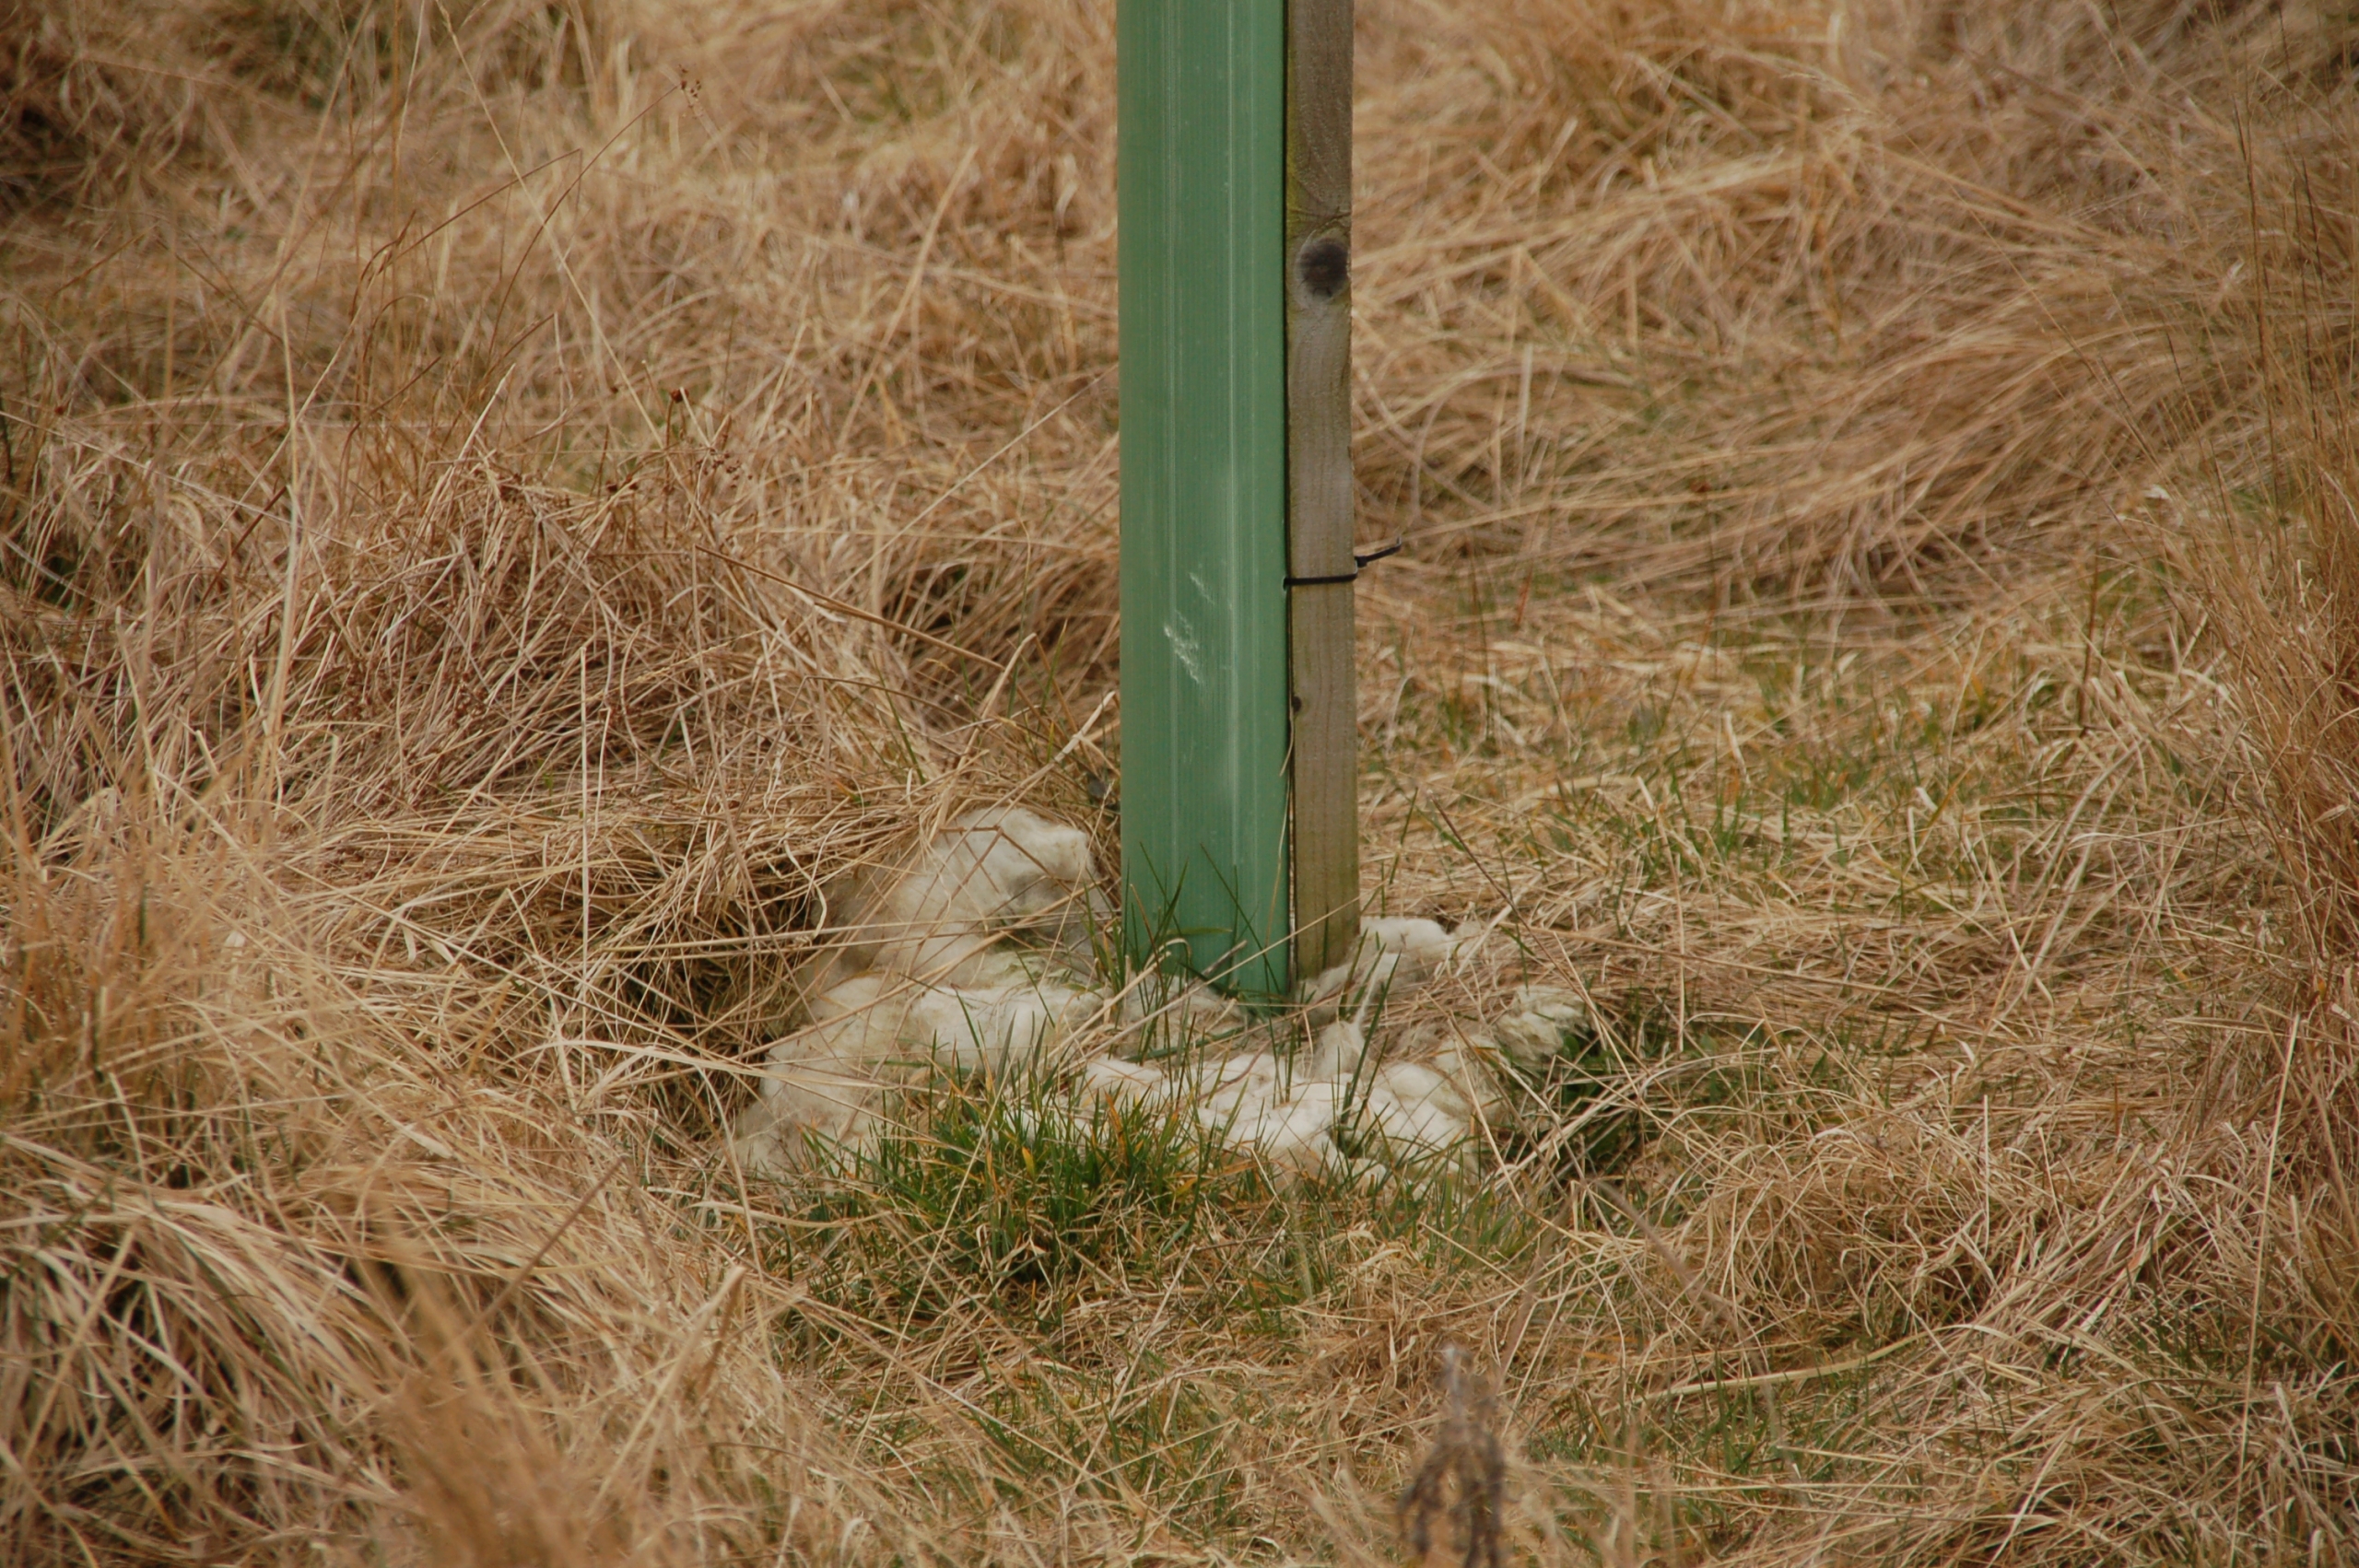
[6,0,2358,1562]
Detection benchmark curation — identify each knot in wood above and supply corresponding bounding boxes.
[1297,237,1349,300]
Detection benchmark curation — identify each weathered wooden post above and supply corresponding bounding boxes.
[1282,0,1358,986]
[1119,0,1357,998]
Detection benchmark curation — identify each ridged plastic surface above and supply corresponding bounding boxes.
[1117,0,1291,997]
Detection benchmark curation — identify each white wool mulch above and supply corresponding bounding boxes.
[729,808,1584,1182]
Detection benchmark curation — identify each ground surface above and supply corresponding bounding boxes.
[6,1,2359,1563]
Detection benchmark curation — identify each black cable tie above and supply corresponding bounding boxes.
[1285,539,1406,589]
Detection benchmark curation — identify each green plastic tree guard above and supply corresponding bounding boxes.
[1118,0,1292,997]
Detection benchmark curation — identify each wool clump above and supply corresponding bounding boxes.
[730,809,1583,1181]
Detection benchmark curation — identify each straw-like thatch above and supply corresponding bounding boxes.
[6,0,2358,1561]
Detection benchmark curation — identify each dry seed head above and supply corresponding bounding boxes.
[1399,1343,1507,1568]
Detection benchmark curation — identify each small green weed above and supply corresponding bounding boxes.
[785,1071,1264,1332]
[776,1057,1542,1343]
[1496,994,1686,1179]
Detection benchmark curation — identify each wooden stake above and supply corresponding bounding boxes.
[1285,0,1359,981]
